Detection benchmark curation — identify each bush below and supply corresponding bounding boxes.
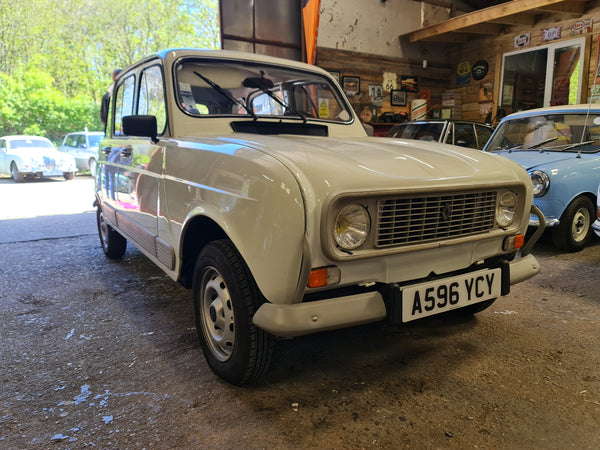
[0,68,102,144]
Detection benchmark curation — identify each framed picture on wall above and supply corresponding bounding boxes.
[342,76,360,97]
[390,89,407,106]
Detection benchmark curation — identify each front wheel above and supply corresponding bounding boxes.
[192,240,273,385]
[11,162,24,182]
[63,172,75,180]
[96,207,126,258]
[552,196,594,252]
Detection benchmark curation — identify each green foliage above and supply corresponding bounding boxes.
[0,0,219,140]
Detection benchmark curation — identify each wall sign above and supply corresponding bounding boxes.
[571,19,592,35]
[471,60,488,81]
[382,72,397,93]
[543,26,562,42]
[457,61,471,85]
[342,76,360,97]
[514,34,530,48]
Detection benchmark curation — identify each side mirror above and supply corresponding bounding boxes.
[122,115,159,143]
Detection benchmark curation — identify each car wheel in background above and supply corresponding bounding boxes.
[552,196,594,252]
[63,172,75,180]
[10,162,24,182]
[89,158,97,177]
[192,239,273,386]
[96,207,127,258]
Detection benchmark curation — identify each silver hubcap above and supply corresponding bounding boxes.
[200,266,235,361]
[571,208,590,243]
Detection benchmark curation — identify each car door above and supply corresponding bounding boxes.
[99,73,136,208]
[115,63,166,242]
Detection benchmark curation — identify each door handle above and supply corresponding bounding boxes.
[120,147,132,158]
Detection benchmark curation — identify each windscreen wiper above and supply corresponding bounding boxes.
[193,71,257,119]
[526,136,558,149]
[560,140,595,152]
[243,77,307,123]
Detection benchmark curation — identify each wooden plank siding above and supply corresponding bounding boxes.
[316,0,600,123]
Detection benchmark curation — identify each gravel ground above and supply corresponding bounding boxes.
[1,176,599,449]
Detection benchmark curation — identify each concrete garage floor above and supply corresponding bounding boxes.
[1,177,600,449]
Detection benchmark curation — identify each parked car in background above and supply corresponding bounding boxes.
[0,135,77,182]
[593,183,600,238]
[95,48,543,385]
[386,119,494,149]
[484,104,600,251]
[59,130,104,176]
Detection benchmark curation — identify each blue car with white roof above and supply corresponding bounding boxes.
[484,104,600,251]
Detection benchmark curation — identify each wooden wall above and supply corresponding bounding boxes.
[316,47,452,122]
[447,2,600,122]
[316,1,600,124]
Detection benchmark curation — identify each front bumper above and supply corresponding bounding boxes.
[254,205,545,338]
[593,218,600,238]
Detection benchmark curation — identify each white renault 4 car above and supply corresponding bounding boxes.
[95,49,544,385]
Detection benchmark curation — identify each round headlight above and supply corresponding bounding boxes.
[334,204,370,250]
[496,190,518,228]
[530,170,550,197]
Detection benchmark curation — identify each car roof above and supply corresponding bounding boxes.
[500,104,600,121]
[1,135,52,141]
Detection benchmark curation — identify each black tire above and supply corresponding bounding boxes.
[552,196,594,252]
[10,162,24,182]
[192,240,273,385]
[63,172,75,180]
[96,207,127,259]
[89,158,97,177]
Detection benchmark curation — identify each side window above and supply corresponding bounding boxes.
[114,74,136,136]
[0,139,5,151]
[64,135,78,148]
[454,123,477,148]
[139,65,167,134]
[476,125,493,149]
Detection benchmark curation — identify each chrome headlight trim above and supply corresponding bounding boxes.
[496,190,518,228]
[530,170,550,197]
[333,203,371,250]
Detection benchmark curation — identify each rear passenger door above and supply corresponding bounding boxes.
[116,63,166,240]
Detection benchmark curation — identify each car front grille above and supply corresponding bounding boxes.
[376,190,497,247]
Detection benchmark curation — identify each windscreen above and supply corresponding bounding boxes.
[174,59,352,123]
[487,112,600,152]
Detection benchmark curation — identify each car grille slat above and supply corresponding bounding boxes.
[376,191,497,247]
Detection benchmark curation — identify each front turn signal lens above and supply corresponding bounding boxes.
[308,266,341,288]
[503,234,525,251]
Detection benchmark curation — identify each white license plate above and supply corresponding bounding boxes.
[401,268,502,322]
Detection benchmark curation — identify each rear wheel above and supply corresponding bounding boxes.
[63,172,75,180]
[552,197,594,252]
[96,207,126,258]
[192,240,273,385]
[10,162,24,182]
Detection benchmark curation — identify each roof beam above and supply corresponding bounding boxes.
[401,0,585,43]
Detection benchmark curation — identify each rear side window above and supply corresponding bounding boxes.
[114,74,136,135]
[139,65,167,134]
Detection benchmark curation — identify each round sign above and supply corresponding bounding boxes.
[472,60,488,80]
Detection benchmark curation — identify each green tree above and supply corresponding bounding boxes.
[0,0,219,138]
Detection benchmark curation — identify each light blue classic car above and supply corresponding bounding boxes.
[484,105,600,251]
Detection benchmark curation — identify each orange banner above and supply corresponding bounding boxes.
[302,0,321,65]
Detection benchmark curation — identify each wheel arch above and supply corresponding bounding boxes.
[178,215,228,289]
